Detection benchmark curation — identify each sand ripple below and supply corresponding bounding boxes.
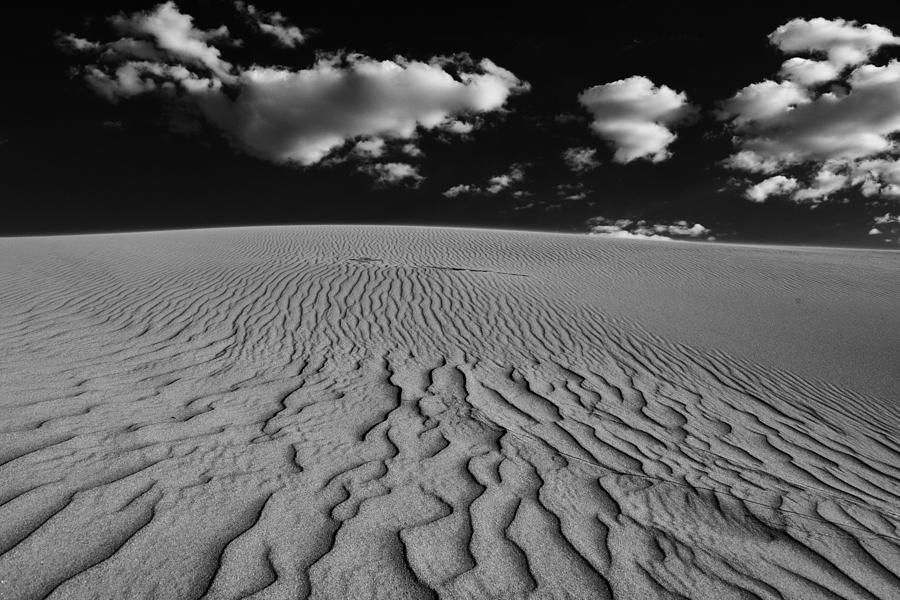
[0,226,898,599]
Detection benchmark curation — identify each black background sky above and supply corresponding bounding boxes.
[2,1,899,246]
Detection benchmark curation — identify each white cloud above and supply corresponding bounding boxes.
[64,4,529,167]
[555,183,588,200]
[769,17,900,70]
[359,162,422,185]
[104,38,165,61]
[594,229,673,240]
[164,56,526,165]
[110,2,233,77]
[486,164,525,194]
[578,76,695,163]
[442,163,527,197]
[851,158,900,197]
[744,175,799,202]
[721,17,900,202]
[719,80,809,126]
[353,138,385,158]
[792,165,848,201]
[722,63,900,165]
[84,61,221,100]
[485,177,513,193]
[442,120,475,134]
[400,142,425,157]
[722,150,782,174]
[587,217,712,240]
[778,58,840,87]
[234,2,306,48]
[663,222,711,237]
[869,213,900,239]
[443,184,474,198]
[562,147,600,172]
[58,34,101,51]
[401,143,423,157]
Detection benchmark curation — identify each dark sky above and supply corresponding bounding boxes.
[2,1,899,246]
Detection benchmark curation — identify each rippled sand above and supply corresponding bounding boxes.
[0,226,898,599]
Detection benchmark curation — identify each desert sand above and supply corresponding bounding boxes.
[0,225,898,600]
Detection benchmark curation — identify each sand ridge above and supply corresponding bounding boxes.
[0,226,898,599]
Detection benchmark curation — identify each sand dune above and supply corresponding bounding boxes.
[0,225,898,600]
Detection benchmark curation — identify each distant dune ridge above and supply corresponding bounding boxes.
[0,225,898,600]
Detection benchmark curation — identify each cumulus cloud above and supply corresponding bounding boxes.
[353,138,386,158]
[578,76,695,163]
[234,2,306,48]
[58,34,101,51]
[851,158,900,197]
[442,163,527,197]
[778,57,840,87]
[486,164,525,194]
[720,17,900,202]
[562,147,600,172]
[719,80,810,126]
[110,2,232,77]
[63,3,529,167]
[555,183,588,201]
[868,213,900,241]
[791,165,849,201]
[744,175,799,202]
[359,162,422,186]
[587,217,712,240]
[769,17,900,70]
[721,150,782,174]
[442,120,475,135]
[401,143,423,157]
[443,184,475,198]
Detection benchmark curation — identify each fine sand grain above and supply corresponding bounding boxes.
[0,225,898,599]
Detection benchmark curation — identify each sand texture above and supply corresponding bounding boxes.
[0,225,898,600]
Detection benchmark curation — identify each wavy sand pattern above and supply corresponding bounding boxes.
[0,226,898,599]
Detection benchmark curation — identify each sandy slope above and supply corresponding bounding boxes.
[0,225,898,600]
